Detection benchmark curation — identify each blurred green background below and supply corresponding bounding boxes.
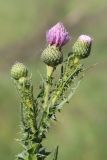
[0,0,107,160]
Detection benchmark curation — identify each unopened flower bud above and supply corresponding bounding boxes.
[41,45,63,67]
[11,62,28,80]
[72,35,92,59]
[46,22,70,48]
[18,77,28,85]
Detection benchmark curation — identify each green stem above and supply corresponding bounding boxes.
[50,60,81,107]
[37,65,54,140]
[43,65,54,112]
[16,80,38,160]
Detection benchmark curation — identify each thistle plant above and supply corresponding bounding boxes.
[11,22,92,160]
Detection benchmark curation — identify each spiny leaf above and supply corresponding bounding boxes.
[56,79,82,110]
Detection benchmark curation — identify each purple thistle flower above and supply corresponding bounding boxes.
[46,22,70,47]
[78,35,92,44]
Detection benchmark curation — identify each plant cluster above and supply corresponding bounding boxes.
[11,22,92,160]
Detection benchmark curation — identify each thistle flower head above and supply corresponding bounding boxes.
[41,45,63,67]
[11,62,28,80]
[46,22,70,47]
[72,35,92,59]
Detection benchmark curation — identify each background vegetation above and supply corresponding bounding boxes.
[0,0,107,160]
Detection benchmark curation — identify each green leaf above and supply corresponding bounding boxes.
[53,146,59,160]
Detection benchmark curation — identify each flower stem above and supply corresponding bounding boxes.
[37,65,54,139]
[43,65,54,112]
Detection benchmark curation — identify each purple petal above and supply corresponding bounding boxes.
[78,35,92,44]
[46,22,70,47]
